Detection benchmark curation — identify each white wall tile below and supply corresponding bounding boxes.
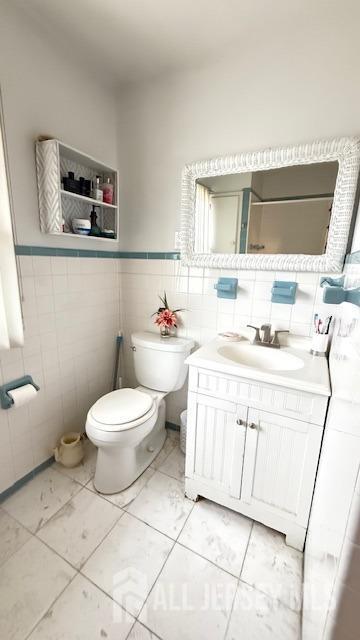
[34,275,53,297]
[188,276,203,294]
[19,255,34,276]
[255,270,275,281]
[0,253,349,494]
[50,256,67,275]
[291,303,314,325]
[33,256,52,275]
[253,281,272,301]
[0,257,120,493]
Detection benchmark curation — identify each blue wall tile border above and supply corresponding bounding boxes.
[15,245,181,260]
[0,456,54,503]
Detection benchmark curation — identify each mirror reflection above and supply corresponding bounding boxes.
[195,162,338,255]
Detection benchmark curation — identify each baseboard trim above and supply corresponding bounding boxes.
[0,456,54,503]
[165,421,180,432]
[1,425,180,501]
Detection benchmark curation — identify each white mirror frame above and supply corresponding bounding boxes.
[180,137,360,272]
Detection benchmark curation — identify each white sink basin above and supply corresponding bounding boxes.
[185,336,330,396]
[217,343,304,372]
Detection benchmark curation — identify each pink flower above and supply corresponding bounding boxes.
[155,308,177,328]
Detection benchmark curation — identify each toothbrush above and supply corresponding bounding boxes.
[325,316,332,334]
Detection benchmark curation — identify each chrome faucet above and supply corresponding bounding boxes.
[247,323,289,349]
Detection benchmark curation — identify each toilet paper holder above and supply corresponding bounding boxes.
[0,375,40,409]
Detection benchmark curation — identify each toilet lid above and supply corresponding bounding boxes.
[90,388,154,428]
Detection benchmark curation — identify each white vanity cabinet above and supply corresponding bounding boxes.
[185,366,329,550]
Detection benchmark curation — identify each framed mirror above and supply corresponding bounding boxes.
[180,138,360,272]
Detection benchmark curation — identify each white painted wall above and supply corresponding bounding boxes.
[117,29,360,251]
[0,7,121,493]
[0,4,118,249]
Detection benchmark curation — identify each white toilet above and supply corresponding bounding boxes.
[86,331,194,494]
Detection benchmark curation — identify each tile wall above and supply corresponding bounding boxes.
[302,261,360,640]
[120,258,341,425]
[0,255,120,493]
[0,252,346,494]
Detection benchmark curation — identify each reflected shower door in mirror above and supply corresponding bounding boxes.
[195,162,338,255]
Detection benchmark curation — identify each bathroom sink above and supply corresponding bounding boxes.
[185,336,330,396]
[217,343,304,372]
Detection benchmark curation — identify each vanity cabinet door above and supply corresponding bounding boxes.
[186,392,248,498]
[241,409,323,527]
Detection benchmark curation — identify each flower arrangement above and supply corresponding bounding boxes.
[153,292,183,338]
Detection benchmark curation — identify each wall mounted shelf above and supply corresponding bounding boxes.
[36,139,119,240]
[251,195,333,206]
[60,189,117,210]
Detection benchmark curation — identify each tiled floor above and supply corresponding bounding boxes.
[0,430,302,640]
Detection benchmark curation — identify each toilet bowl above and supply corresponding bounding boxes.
[86,332,194,494]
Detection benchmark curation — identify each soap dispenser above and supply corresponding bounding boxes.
[90,205,101,237]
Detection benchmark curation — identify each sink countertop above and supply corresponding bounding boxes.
[186,336,331,397]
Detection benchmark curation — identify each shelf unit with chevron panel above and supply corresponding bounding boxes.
[35,139,118,242]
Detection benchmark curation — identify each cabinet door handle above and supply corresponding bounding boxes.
[236,418,246,426]
[248,422,257,430]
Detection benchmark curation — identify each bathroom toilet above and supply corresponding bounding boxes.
[86,331,194,494]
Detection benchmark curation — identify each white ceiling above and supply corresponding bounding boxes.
[8,0,359,86]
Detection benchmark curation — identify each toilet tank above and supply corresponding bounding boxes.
[131,332,194,392]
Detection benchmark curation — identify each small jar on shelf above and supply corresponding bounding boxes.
[101,177,114,204]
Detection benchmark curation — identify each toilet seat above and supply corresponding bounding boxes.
[89,388,155,432]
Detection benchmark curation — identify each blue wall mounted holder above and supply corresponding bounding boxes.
[0,375,40,410]
[214,278,238,299]
[271,281,297,304]
[320,276,360,307]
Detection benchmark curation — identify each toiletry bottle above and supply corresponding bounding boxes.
[90,205,101,236]
[63,171,80,194]
[92,176,103,201]
[101,177,114,204]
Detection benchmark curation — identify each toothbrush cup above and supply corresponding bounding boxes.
[310,333,329,356]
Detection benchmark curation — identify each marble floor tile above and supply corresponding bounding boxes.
[166,428,180,443]
[139,544,237,640]
[225,581,300,640]
[158,446,185,481]
[127,471,193,539]
[28,574,134,640]
[150,435,178,470]
[37,487,122,568]
[87,467,155,509]
[241,522,303,611]
[82,512,173,617]
[2,467,82,533]
[127,621,161,640]
[0,536,75,640]
[0,507,31,566]
[178,499,252,576]
[54,440,97,486]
